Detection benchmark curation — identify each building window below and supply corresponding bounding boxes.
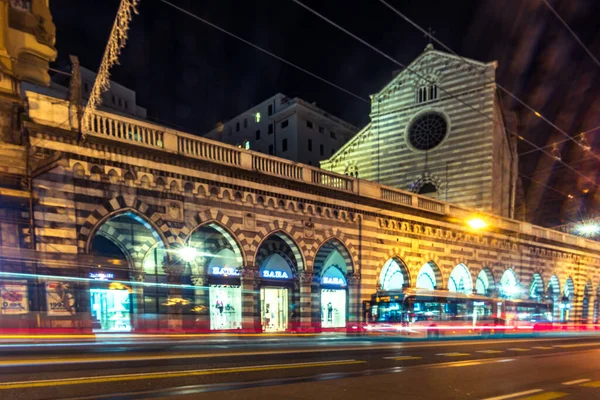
[320,144,324,156]
[268,123,273,134]
[228,126,232,136]
[407,112,448,151]
[124,100,129,109]
[268,104,273,116]
[255,112,261,123]
[282,138,288,152]
[84,82,89,92]
[268,144,274,155]
[111,95,116,104]
[118,98,123,107]
[243,140,250,150]
[308,139,312,151]
[306,120,313,129]
[416,84,438,104]
[281,119,289,128]
[256,129,261,140]
[236,122,240,132]
[244,118,248,128]
[319,126,324,134]
[330,131,337,139]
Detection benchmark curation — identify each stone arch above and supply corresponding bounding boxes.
[378,257,411,290]
[90,165,102,180]
[416,261,443,290]
[548,275,561,321]
[245,193,255,204]
[73,162,85,177]
[476,268,495,296]
[123,171,135,184]
[278,199,285,209]
[287,201,296,211]
[499,268,519,298]
[313,238,354,278]
[448,263,473,294]
[209,186,220,198]
[254,231,304,274]
[183,182,195,193]
[197,184,208,196]
[178,208,247,265]
[107,168,120,184]
[234,191,244,202]
[529,272,545,300]
[267,198,276,209]
[80,196,173,254]
[252,220,306,271]
[306,205,315,215]
[222,189,234,201]
[564,277,575,299]
[314,228,359,275]
[155,177,166,189]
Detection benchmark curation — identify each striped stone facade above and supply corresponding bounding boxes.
[1,89,599,332]
[321,45,517,219]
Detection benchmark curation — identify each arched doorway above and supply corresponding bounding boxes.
[448,264,472,294]
[314,240,352,329]
[476,269,494,296]
[256,233,302,332]
[547,275,561,322]
[185,223,244,331]
[499,269,519,299]
[379,258,410,291]
[90,211,167,332]
[529,273,544,301]
[416,262,440,290]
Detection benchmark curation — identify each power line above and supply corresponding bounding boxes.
[291,0,599,190]
[376,0,600,165]
[158,0,369,105]
[542,0,600,69]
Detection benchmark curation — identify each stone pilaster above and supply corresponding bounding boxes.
[298,271,313,332]
[347,274,361,324]
[240,267,259,332]
[191,275,209,331]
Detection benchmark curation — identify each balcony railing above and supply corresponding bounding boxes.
[25,91,600,252]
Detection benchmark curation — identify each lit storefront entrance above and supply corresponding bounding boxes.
[90,288,131,332]
[320,266,347,328]
[209,285,241,330]
[261,287,288,332]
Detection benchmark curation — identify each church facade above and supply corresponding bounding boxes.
[321,45,518,219]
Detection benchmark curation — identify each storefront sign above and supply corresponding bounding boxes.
[210,267,240,277]
[89,272,114,280]
[262,270,290,279]
[46,281,76,316]
[0,281,29,315]
[322,276,346,286]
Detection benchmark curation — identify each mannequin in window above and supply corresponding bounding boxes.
[327,302,333,322]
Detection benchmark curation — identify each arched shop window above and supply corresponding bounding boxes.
[499,269,519,298]
[529,273,544,301]
[476,269,493,296]
[416,262,438,290]
[320,266,347,328]
[448,264,472,294]
[256,233,302,333]
[379,258,408,291]
[186,223,244,331]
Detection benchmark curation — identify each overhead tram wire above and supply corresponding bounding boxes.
[158,0,369,105]
[376,0,600,164]
[541,0,600,69]
[139,0,579,203]
[291,0,600,190]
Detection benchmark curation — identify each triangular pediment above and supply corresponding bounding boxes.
[373,45,496,99]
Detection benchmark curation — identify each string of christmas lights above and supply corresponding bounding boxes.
[83,0,139,137]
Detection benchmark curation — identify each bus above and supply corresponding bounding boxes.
[362,288,552,338]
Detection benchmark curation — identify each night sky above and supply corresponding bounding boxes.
[49,0,600,227]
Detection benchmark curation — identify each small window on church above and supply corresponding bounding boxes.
[416,84,438,104]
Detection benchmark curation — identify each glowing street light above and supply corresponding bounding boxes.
[178,246,197,263]
[574,221,600,237]
[467,217,487,230]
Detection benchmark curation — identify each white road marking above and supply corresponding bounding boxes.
[562,378,590,385]
[436,352,470,357]
[476,350,504,354]
[481,389,543,400]
[506,348,531,352]
[532,346,553,350]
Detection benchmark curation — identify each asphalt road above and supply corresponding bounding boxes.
[2,335,600,399]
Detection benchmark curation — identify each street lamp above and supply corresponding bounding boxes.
[574,220,600,237]
[467,217,487,230]
[178,246,197,263]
